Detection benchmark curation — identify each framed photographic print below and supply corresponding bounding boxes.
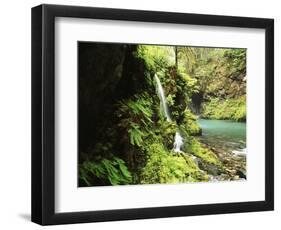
[31,4,274,225]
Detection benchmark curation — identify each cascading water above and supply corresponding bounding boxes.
[173,132,183,152]
[154,74,172,122]
[154,74,184,152]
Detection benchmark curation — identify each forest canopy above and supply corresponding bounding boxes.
[78,42,246,186]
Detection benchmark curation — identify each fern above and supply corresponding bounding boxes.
[79,156,132,186]
[117,94,153,124]
[116,93,153,147]
[128,122,145,146]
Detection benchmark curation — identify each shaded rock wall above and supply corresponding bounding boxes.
[78,43,147,156]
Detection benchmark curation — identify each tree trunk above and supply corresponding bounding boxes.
[175,46,178,69]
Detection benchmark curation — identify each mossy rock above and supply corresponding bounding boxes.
[183,137,221,166]
[140,143,208,184]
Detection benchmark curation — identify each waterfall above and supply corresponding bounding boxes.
[154,74,172,122]
[154,74,184,152]
[173,132,184,152]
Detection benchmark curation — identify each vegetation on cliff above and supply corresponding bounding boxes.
[78,42,246,186]
[193,48,246,120]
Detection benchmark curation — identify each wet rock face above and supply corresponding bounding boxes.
[79,43,127,153]
[78,43,145,154]
[191,92,204,114]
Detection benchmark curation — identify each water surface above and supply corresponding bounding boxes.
[198,119,246,153]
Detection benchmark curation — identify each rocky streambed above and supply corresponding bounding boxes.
[197,119,247,181]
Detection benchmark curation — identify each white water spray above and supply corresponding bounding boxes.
[154,74,172,122]
[173,132,184,152]
[154,74,184,152]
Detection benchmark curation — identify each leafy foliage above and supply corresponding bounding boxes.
[201,96,246,121]
[116,93,154,147]
[136,45,175,71]
[79,43,246,186]
[155,119,177,148]
[177,47,197,73]
[128,122,145,147]
[193,48,246,100]
[179,109,201,136]
[79,156,132,186]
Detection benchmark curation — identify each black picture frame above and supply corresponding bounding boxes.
[31,4,274,225]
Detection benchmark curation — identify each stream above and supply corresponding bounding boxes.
[198,119,246,155]
[198,119,247,181]
[154,73,246,180]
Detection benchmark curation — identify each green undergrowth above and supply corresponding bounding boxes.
[78,44,245,186]
[201,96,246,121]
[179,109,201,136]
[183,137,221,166]
[140,143,208,184]
[79,156,132,186]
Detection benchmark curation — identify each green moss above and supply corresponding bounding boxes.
[140,143,208,184]
[155,119,177,148]
[179,109,201,135]
[79,44,246,186]
[184,138,221,166]
[201,96,246,121]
